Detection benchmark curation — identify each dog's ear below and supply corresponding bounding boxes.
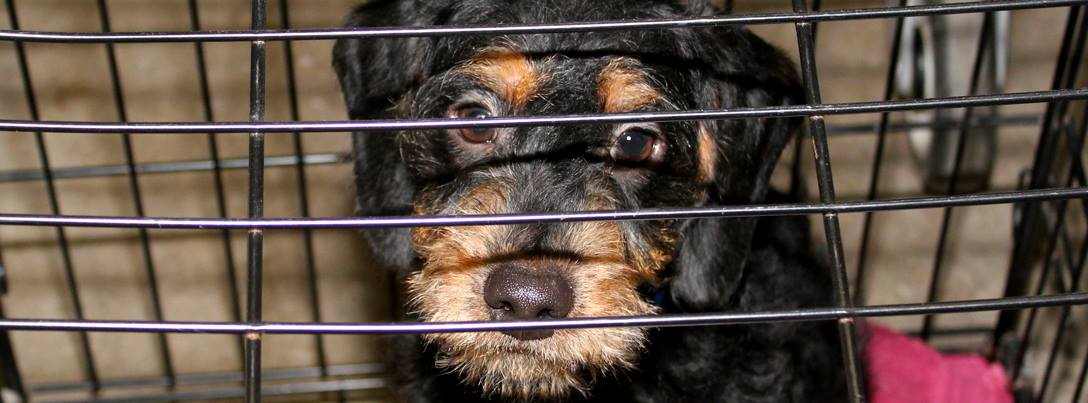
[667,25,803,311]
[333,0,443,120]
[697,26,803,204]
[333,1,448,274]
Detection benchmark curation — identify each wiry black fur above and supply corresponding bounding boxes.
[334,0,846,401]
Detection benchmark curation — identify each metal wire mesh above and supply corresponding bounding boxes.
[0,0,1087,402]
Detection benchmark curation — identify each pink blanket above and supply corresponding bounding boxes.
[865,323,1013,403]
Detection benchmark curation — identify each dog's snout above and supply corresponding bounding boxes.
[484,264,574,340]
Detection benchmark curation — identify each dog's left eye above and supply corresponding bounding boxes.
[454,105,496,144]
[611,128,663,164]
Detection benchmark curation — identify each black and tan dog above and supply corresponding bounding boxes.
[334,0,844,401]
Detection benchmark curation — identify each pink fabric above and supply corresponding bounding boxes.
[865,323,1013,403]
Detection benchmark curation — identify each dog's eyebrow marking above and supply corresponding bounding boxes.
[597,58,661,113]
[697,125,718,183]
[460,49,540,108]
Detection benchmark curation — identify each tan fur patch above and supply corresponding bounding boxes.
[697,124,718,183]
[412,181,514,270]
[580,192,668,284]
[406,258,656,401]
[597,58,660,113]
[408,176,667,400]
[460,49,541,108]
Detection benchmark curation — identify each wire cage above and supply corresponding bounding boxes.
[0,0,1086,402]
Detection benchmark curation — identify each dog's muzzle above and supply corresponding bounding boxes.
[484,262,574,340]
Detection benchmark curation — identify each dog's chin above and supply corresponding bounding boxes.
[405,244,662,400]
[405,262,658,401]
[423,325,649,401]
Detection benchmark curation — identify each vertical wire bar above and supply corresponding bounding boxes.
[788,0,822,198]
[1013,192,1076,378]
[4,0,101,393]
[1036,242,1088,402]
[919,12,995,341]
[1037,262,1084,403]
[853,0,909,304]
[276,0,331,387]
[790,1,865,402]
[1012,33,1088,376]
[187,0,243,324]
[994,4,1086,349]
[94,0,176,387]
[244,0,268,401]
[1033,102,1088,403]
[1000,7,1088,372]
[186,0,246,369]
[1057,221,1078,288]
[0,244,27,401]
[787,125,806,197]
[0,243,5,295]
[1073,343,1088,402]
[0,304,25,402]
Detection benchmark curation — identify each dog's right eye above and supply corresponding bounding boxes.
[610,127,664,166]
[454,105,496,144]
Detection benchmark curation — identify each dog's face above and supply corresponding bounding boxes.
[404,49,701,398]
[335,0,801,400]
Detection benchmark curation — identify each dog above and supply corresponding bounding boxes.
[334,0,845,401]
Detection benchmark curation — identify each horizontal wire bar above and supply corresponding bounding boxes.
[0,0,1078,400]
[40,378,387,403]
[0,153,347,183]
[32,363,385,394]
[0,114,1041,184]
[22,327,1004,397]
[22,325,996,396]
[0,187,1083,230]
[0,0,1083,43]
[826,113,1040,136]
[0,88,1084,134]
[0,292,1083,335]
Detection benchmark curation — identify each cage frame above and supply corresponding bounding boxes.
[0,0,1087,402]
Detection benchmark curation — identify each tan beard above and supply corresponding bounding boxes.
[405,259,657,401]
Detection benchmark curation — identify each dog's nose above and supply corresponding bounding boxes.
[483,264,574,340]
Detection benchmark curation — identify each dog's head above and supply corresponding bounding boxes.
[335,0,801,399]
